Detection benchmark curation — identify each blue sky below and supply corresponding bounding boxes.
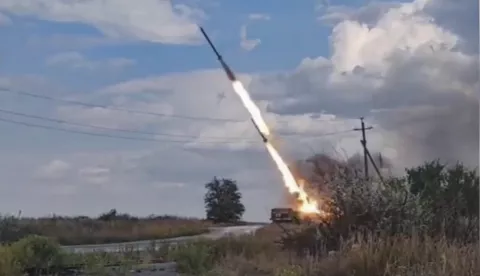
[0,0,331,76]
[0,0,477,221]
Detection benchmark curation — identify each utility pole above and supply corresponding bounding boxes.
[353,117,373,179]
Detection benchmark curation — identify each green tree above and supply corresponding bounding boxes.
[406,160,479,217]
[97,209,118,221]
[204,177,245,223]
[406,160,478,241]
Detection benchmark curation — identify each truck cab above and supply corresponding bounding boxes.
[270,208,300,223]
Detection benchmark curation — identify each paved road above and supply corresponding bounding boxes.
[62,225,264,254]
[70,225,264,275]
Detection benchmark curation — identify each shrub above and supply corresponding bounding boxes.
[167,236,277,275]
[168,241,216,274]
[9,235,65,274]
[0,245,22,276]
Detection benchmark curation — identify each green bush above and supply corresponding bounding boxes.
[166,236,276,275]
[0,245,22,276]
[10,235,65,273]
[283,159,479,255]
[406,161,479,242]
[0,235,67,275]
[168,240,216,275]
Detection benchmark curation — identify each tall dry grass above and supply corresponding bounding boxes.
[165,231,479,276]
[0,213,212,245]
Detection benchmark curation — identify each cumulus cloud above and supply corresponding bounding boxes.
[56,69,358,152]
[240,13,271,51]
[318,1,400,26]
[249,0,478,168]
[0,0,205,44]
[46,51,136,71]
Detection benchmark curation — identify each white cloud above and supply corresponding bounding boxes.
[248,13,271,21]
[0,12,11,25]
[78,166,110,185]
[0,74,53,92]
[318,2,400,26]
[240,25,262,51]
[329,2,458,73]
[63,69,253,134]
[0,0,205,44]
[240,13,271,51]
[27,34,126,51]
[46,51,136,71]
[151,181,185,189]
[249,0,478,168]
[34,159,71,180]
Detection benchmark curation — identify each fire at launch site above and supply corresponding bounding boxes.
[199,27,330,220]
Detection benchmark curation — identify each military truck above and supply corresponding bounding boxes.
[270,208,301,224]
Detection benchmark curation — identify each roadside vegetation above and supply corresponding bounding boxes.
[0,158,478,275]
[0,176,247,247]
[0,210,212,245]
[165,158,479,276]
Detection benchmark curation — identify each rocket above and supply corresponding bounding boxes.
[199,26,267,144]
[199,26,237,81]
[251,118,268,143]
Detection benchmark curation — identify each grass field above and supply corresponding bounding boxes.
[0,225,478,276]
[0,212,212,245]
[200,225,479,276]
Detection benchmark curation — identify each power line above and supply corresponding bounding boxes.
[0,108,250,141]
[0,108,355,140]
[0,115,356,145]
[0,87,353,125]
[0,87,244,123]
[283,128,355,139]
[0,116,253,144]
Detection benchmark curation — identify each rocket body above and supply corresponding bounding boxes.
[200,26,267,143]
[251,118,268,143]
[199,26,237,81]
[220,60,236,81]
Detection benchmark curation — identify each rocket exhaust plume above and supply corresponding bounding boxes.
[199,26,327,217]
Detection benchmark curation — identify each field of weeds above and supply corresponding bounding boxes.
[168,230,479,276]
[1,227,477,276]
[0,210,212,245]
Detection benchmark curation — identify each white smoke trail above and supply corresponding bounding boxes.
[230,80,322,215]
